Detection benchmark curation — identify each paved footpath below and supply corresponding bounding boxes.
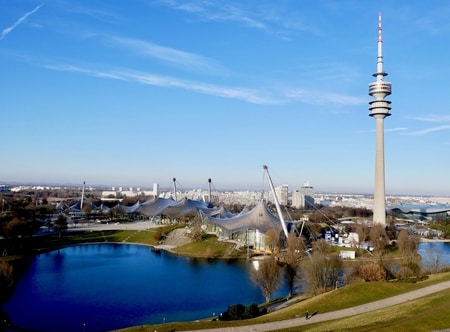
[184,280,450,332]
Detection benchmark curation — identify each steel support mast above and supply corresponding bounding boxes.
[263,165,289,238]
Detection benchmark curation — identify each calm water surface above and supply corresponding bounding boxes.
[418,241,450,265]
[3,244,287,332]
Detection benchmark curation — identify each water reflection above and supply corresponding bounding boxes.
[418,242,450,269]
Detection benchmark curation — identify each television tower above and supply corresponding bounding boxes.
[369,12,391,226]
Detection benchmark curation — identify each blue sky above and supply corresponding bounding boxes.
[1,1,450,196]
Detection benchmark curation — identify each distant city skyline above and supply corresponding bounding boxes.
[1,1,450,196]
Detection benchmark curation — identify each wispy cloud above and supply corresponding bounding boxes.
[158,0,266,30]
[156,0,319,39]
[407,125,450,136]
[0,4,43,40]
[405,114,450,136]
[55,0,121,24]
[44,63,281,105]
[44,61,367,107]
[105,36,227,75]
[285,89,366,106]
[412,115,450,122]
[355,127,408,134]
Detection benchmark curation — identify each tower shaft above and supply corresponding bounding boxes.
[373,116,386,224]
[368,12,391,226]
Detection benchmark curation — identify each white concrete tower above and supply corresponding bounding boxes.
[369,12,391,226]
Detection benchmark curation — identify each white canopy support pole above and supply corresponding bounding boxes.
[263,165,289,238]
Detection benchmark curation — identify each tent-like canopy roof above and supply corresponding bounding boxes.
[202,200,283,234]
[136,197,177,216]
[54,196,238,220]
[113,201,141,214]
[163,198,211,218]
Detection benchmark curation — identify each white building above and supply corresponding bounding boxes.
[292,182,315,209]
[275,184,289,206]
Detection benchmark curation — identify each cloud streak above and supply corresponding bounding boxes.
[407,125,450,136]
[159,0,266,30]
[156,0,318,38]
[44,63,280,105]
[106,36,226,75]
[412,115,450,122]
[0,4,43,40]
[44,61,366,107]
[285,89,366,106]
[356,127,408,134]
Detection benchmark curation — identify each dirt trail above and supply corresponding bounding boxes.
[162,228,193,247]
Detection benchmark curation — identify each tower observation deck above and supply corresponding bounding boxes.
[369,12,391,116]
[369,12,391,226]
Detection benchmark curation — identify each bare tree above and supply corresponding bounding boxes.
[355,224,369,247]
[397,230,420,256]
[265,229,280,253]
[422,247,442,274]
[397,229,421,273]
[250,255,281,303]
[301,240,343,293]
[302,249,342,294]
[283,233,303,297]
[369,224,389,255]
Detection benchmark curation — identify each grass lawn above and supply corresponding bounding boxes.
[0,228,162,256]
[174,234,246,259]
[276,287,450,332]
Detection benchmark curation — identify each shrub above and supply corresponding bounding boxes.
[219,303,265,321]
[153,228,163,241]
[397,266,414,279]
[357,263,387,281]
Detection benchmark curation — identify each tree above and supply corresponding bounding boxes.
[302,240,343,294]
[188,215,204,241]
[0,261,14,302]
[250,255,281,303]
[283,233,303,297]
[265,229,280,253]
[397,230,420,257]
[422,247,442,274]
[355,224,370,247]
[53,214,68,238]
[3,217,29,238]
[369,224,389,255]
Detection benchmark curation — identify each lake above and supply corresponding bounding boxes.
[418,241,450,266]
[2,244,287,332]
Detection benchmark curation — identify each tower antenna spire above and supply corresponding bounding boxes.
[378,11,382,43]
[376,12,385,77]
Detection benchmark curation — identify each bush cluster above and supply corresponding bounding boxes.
[357,263,387,281]
[218,303,266,321]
